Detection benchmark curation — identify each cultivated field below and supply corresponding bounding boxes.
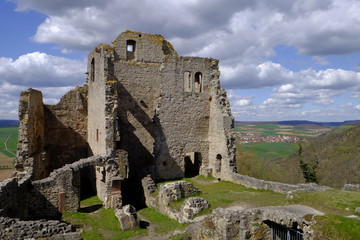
[0,127,17,180]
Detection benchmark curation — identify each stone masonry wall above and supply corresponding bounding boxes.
[0,177,30,219]
[229,172,331,194]
[155,56,213,180]
[44,86,89,173]
[187,205,320,240]
[15,88,46,180]
[208,67,236,179]
[29,156,108,219]
[0,217,81,240]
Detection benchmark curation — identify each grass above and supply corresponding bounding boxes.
[62,196,147,240]
[289,189,360,215]
[0,127,18,157]
[61,178,360,239]
[240,142,298,160]
[314,214,360,240]
[180,177,287,213]
[138,207,187,233]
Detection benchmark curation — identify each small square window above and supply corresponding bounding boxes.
[127,44,134,52]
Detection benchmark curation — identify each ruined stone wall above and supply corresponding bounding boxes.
[15,89,46,180]
[88,47,109,155]
[0,217,81,240]
[229,172,331,194]
[28,156,108,219]
[0,177,29,218]
[44,86,89,174]
[86,31,236,182]
[208,85,236,179]
[114,60,161,175]
[114,30,177,63]
[155,57,213,179]
[187,205,320,240]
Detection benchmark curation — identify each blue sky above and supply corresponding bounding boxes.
[1,0,360,121]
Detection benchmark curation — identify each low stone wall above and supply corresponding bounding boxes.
[342,184,360,191]
[0,176,30,218]
[0,217,81,240]
[228,173,331,194]
[30,155,108,218]
[187,205,322,240]
[142,179,209,223]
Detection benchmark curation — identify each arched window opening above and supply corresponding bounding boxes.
[215,154,222,173]
[184,71,192,92]
[90,58,95,82]
[194,72,202,93]
[126,40,136,60]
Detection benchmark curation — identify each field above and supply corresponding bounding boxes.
[235,122,332,137]
[0,127,18,180]
[0,127,18,157]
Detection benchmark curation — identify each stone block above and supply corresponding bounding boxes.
[115,205,139,230]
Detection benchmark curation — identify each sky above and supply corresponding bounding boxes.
[0,0,360,122]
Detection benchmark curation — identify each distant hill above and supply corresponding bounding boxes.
[290,123,360,188]
[235,120,360,128]
[0,120,19,128]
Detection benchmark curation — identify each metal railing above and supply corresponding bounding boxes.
[267,220,304,240]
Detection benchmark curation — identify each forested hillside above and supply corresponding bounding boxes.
[294,124,360,188]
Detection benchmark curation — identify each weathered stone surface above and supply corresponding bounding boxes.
[229,172,331,194]
[342,184,360,191]
[355,207,360,213]
[159,181,200,205]
[115,204,139,230]
[0,217,81,240]
[180,197,210,222]
[187,204,323,240]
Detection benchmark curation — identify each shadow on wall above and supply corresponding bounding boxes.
[116,83,183,209]
[43,106,92,176]
[27,185,62,220]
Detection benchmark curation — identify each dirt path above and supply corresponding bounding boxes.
[3,134,16,157]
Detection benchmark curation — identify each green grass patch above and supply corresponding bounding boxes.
[138,207,187,233]
[186,178,287,210]
[0,127,18,157]
[314,214,360,240]
[240,142,298,160]
[62,196,147,240]
[289,189,360,215]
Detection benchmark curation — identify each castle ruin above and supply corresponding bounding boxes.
[4,30,235,218]
[0,31,327,240]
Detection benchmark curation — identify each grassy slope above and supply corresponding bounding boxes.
[236,142,304,184]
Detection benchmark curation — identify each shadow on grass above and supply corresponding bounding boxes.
[79,204,103,213]
[139,220,150,229]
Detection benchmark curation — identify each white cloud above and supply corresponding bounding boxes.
[0,52,85,119]
[0,52,85,87]
[5,0,360,121]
